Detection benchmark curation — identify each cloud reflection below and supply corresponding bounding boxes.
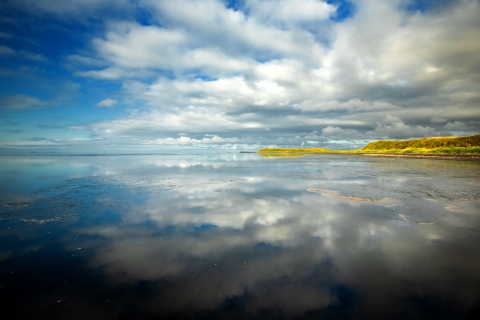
[1,154,480,318]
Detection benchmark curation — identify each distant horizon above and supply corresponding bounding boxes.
[2,132,479,155]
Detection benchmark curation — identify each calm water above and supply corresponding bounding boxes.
[1,153,479,319]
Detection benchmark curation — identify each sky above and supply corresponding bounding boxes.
[0,0,479,152]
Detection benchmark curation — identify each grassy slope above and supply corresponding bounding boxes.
[362,134,480,150]
[258,134,480,154]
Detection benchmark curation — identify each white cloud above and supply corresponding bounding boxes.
[303,126,365,142]
[76,0,326,81]
[78,67,154,80]
[145,135,239,145]
[126,76,297,114]
[444,121,468,130]
[97,98,117,108]
[143,0,325,60]
[321,126,363,138]
[77,0,480,145]
[4,0,480,148]
[367,116,435,139]
[245,0,335,25]
[80,22,255,79]
[316,0,480,103]
[92,107,263,137]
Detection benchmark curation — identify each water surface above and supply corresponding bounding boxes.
[1,153,479,319]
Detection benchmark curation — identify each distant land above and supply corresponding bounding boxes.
[257,134,480,160]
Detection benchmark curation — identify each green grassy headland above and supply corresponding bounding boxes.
[257,134,480,155]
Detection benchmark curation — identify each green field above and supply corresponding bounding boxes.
[258,134,480,155]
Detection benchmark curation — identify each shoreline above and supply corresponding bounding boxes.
[257,152,480,161]
[358,153,480,161]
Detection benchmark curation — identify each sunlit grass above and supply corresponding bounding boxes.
[362,134,480,150]
[258,146,480,154]
[258,134,480,155]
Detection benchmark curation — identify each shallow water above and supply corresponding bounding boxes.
[1,153,479,319]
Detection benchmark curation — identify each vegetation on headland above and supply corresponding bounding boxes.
[362,134,480,150]
[258,134,480,155]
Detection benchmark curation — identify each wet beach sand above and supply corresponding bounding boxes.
[360,153,480,161]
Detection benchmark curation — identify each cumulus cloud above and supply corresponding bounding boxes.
[82,22,254,78]
[96,98,117,107]
[321,126,363,139]
[367,116,435,139]
[81,0,479,146]
[302,126,364,141]
[137,76,293,112]
[244,0,335,25]
[444,121,468,130]
[143,0,324,60]
[92,107,263,137]
[146,135,239,145]
[73,0,326,82]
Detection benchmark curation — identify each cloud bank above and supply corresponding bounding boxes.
[0,0,479,150]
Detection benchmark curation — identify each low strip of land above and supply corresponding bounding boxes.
[257,134,480,160]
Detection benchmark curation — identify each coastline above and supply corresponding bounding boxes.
[257,152,480,161]
[257,134,480,161]
[359,153,480,161]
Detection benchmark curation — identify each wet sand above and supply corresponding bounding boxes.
[360,153,480,161]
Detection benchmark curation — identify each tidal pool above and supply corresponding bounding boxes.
[0,153,479,319]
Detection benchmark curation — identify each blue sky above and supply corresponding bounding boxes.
[0,0,479,152]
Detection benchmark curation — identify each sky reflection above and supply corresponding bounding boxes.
[0,154,479,318]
